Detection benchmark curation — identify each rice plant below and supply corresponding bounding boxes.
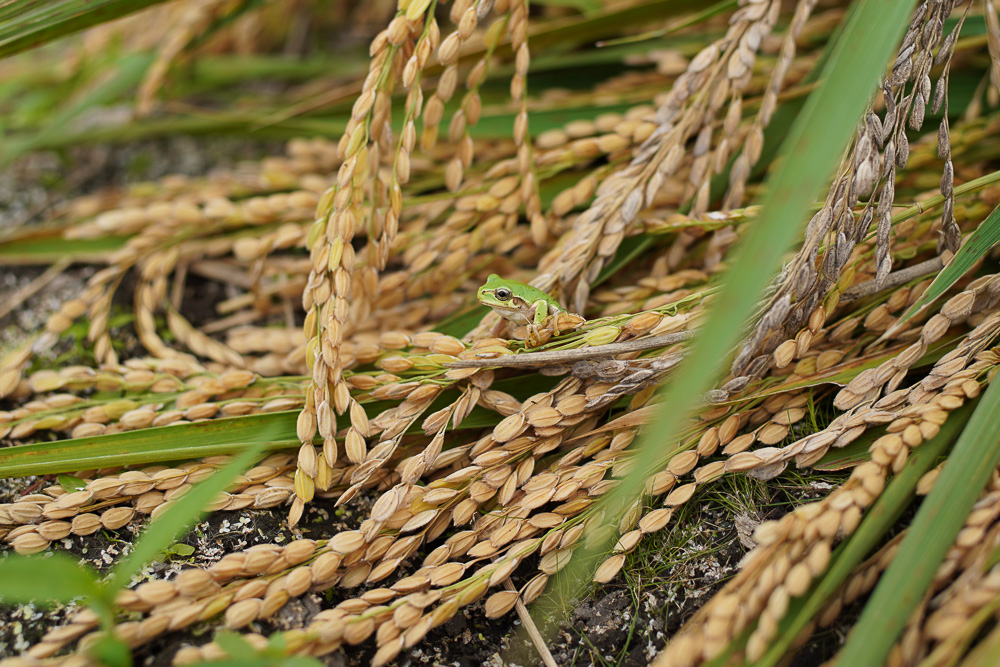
[2,1,1000,665]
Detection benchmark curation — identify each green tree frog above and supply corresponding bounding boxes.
[477,274,582,346]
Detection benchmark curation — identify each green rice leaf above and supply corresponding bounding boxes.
[890,203,1000,332]
[600,0,922,543]
[748,400,972,667]
[107,442,265,591]
[0,552,103,605]
[837,377,1000,666]
[0,411,298,478]
[962,623,1000,666]
[521,0,922,656]
[57,473,88,492]
[0,1,175,58]
[211,632,259,661]
[531,0,602,14]
[0,234,130,264]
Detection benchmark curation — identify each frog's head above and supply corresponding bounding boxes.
[477,273,517,308]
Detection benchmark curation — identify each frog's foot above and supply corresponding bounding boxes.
[526,325,552,348]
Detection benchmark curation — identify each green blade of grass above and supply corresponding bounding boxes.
[1,52,152,165]
[211,631,321,667]
[0,398,512,479]
[512,0,921,660]
[107,441,265,591]
[601,0,921,549]
[5,110,348,153]
[749,400,973,667]
[0,233,130,264]
[1,441,268,640]
[0,0,175,58]
[532,0,602,14]
[837,376,1000,666]
[889,203,1000,334]
[0,552,104,605]
[596,0,736,47]
[267,0,709,126]
[0,411,298,477]
[523,0,709,53]
[213,632,260,661]
[961,622,1000,666]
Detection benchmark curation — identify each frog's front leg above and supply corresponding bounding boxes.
[532,299,549,328]
[526,299,550,348]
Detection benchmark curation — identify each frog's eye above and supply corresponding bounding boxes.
[494,287,512,301]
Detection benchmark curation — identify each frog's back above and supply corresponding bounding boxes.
[518,282,561,307]
[481,274,561,309]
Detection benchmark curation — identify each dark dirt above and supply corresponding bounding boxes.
[0,496,748,665]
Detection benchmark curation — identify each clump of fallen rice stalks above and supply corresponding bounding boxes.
[3,0,1000,665]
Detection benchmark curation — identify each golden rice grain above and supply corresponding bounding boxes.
[484,590,519,618]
